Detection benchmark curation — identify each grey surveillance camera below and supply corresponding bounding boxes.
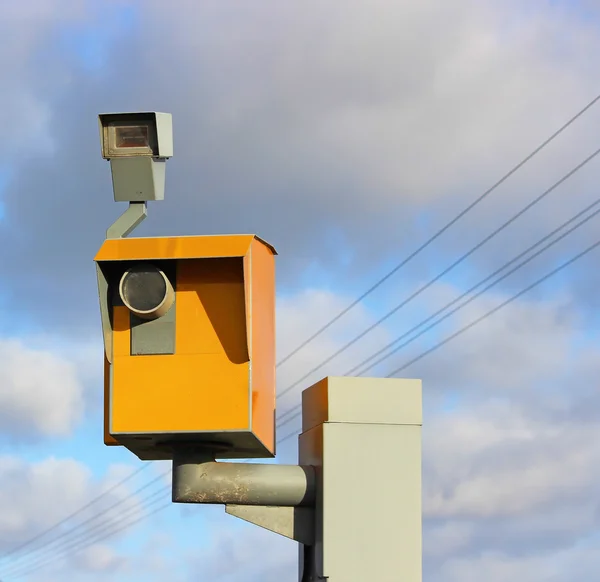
[98,112,173,203]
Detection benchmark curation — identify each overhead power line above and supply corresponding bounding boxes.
[276,145,600,406]
[3,486,167,580]
[349,197,600,377]
[276,231,600,445]
[8,494,171,581]
[275,92,600,369]
[0,470,169,580]
[385,236,600,377]
[0,463,149,562]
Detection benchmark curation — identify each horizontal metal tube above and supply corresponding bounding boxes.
[172,455,315,507]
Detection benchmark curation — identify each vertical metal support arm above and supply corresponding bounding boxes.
[298,377,422,582]
[106,201,147,239]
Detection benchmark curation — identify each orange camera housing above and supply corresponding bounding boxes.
[95,234,276,461]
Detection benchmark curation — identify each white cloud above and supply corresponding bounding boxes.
[71,543,123,572]
[395,286,585,398]
[0,455,152,580]
[276,288,392,393]
[0,338,84,440]
[433,543,600,582]
[424,402,600,521]
[187,520,296,582]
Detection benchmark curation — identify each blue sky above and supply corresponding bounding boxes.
[2,1,600,581]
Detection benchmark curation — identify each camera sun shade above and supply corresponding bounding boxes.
[98,112,173,203]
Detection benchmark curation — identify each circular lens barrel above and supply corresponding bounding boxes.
[119,263,174,320]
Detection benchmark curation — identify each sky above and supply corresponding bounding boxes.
[1,0,600,580]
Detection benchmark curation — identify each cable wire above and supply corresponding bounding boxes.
[0,463,149,562]
[0,472,170,580]
[386,236,600,375]
[8,493,171,581]
[349,197,600,377]
[6,488,168,580]
[0,470,169,580]
[275,91,600,369]
[276,145,600,405]
[2,487,167,580]
[276,211,600,443]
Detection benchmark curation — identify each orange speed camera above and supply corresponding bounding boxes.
[95,234,276,461]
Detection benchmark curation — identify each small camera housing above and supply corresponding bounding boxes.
[98,112,173,203]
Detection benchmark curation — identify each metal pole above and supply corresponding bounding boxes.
[168,376,423,582]
[106,201,147,239]
[172,452,316,507]
[298,376,422,582]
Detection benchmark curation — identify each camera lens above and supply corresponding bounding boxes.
[119,263,174,319]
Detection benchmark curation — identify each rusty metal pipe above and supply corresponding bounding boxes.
[172,452,315,507]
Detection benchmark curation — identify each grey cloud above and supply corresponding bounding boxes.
[2,0,600,336]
